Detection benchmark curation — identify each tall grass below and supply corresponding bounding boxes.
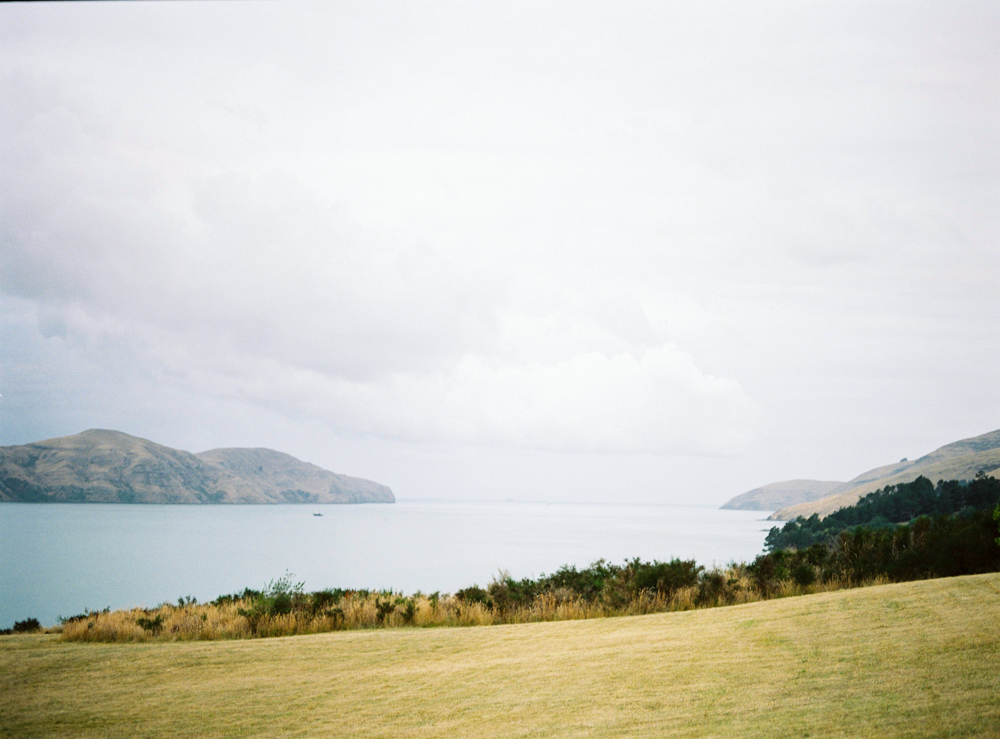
[60,565,866,643]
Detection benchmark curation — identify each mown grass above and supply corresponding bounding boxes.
[2,573,998,738]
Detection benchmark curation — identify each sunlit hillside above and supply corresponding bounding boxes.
[771,429,1000,520]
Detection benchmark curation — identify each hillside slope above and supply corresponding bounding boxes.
[770,428,1000,520]
[196,447,392,504]
[0,430,393,504]
[2,574,997,738]
[721,479,843,511]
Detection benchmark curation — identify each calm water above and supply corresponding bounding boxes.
[0,501,775,627]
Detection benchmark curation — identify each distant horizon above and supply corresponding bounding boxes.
[4,421,1000,508]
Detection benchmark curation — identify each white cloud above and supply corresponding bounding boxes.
[192,342,757,455]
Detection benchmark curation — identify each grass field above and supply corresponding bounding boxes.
[2,574,998,738]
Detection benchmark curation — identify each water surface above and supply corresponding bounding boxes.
[1,500,775,627]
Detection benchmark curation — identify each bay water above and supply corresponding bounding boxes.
[1,500,775,628]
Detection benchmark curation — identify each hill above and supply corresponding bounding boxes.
[194,447,392,504]
[0,429,394,504]
[2,574,997,737]
[769,428,1000,520]
[720,479,843,511]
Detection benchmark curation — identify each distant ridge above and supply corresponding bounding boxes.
[766,428,1000,521]
[720,479,843,511]
[0,429,394,504]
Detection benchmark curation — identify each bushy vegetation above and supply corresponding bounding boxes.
[28,475,1000,643]
[64,559,835,642]
[459,557,706,612]
[752,508,998,589]
[754,473,1000,592]
[764,473,1000,551]
[0,617,42,635]
[996,501,1000,547]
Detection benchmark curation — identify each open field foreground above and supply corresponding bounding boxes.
[3,574,999,739]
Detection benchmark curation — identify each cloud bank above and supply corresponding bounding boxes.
[0,1,996,500]
[0,39,757,455]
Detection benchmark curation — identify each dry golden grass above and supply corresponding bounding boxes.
[56,570,848,643]
[2,573,998,738]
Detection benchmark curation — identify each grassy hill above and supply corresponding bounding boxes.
[770,428,1000,520]
[721,479,843,511]
[0,429,394,504]
[2,573,998,738]
[195,447,393,504]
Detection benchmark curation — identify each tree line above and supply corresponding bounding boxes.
[753,473,1000,591]
[764,474,1000,551]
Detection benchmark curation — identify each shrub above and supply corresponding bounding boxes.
[375,598,396,624]
[748,554,777,596]
[399,598,417,624]
[58,613,90,624]
[454,585,491,607]
[309,589,344,615]
[237,572,306,633]
[11,618,41,633]
[538,561,616,602]
[487,572,537,613]
[136,614,164,635]
[696,570,726,606]
[629,558,703,597]
[791,563,816,587]
[212,588,261,606]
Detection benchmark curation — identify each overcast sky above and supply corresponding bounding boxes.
[1,1,997,504]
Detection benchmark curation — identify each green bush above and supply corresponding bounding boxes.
[11,618,41,633]
[748,554,778,596]
[696,570,726,606]
[791,563,816,587]
[136,614,164,634]
[487,573,538,613]
[309,589,344,615]
[375,599,396,624]
[454,585,490,605]
[399,598,417,624]
[237,572,307,633]
[537,561,617,602]
[628,558,702,597]
[212,588,262,606]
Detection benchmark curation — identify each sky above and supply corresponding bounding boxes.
[0,1,997,505]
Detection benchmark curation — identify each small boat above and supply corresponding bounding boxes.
[313,512,323,517]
